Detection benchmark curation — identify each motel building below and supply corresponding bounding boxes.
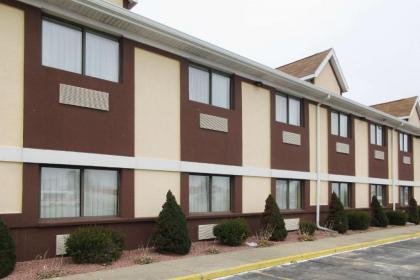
[1,0,420,261]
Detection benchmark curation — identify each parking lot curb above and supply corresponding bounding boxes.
[170,231,420,280]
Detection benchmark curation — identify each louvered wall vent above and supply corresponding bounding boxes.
[285,218,300,231]
[403,156,411,165]
[374,150,385,160]
[198,224,217,240]
[56,234,70,255]
[199,113,228,132]
[59,84,109,111]
[282,131,301,146]
[336,142,350,154]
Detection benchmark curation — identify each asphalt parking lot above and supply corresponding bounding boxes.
[222,238,420,280]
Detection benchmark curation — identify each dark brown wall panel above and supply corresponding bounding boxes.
[399,151,414,181]
[368,126,388,179]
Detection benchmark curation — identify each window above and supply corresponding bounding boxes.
[331,182,350,208]
[399,132,410,152]
[331,111,349,137]
[275,180,302,210]
[370,185,386,206]
[42,17,120,82]
[188,65,231,109]
[275,94,301,126]
[40,166,118,218]
[400,186,411,206]
[370,124,384,146]
[189,175,231,213]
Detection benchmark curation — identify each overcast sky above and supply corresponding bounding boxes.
[132,0,420,105]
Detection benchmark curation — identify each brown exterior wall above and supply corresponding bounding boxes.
[398,134,414,180]
[369,126,389,179]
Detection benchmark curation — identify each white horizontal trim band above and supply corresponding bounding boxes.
[0,146,419,186]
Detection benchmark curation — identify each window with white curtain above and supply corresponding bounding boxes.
[331,182,350,208]
[40,166,119,218]
[400,186,411,206]
[189,175,231,213]
[188,65,231,109]
[275,93,301,126]
[370,124,383,146]
[399,132,410,152]
[42,17,120,82]
[370,184,386,206]
[331,111,349,138]
[275,179,302,210]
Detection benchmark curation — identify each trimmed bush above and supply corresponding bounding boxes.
[386,210,407,226]
[299,221,316,236]
[65,227,124,264]
[213,218,250,246]
[408,197,419,224]
[261,195,287,241]
[0,219,16,278]
[152,190,191,255]
[325,192,348,233]
[347,211,370,230]
[371,196,389,227]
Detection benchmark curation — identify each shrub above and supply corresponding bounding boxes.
[386,210,407,226]
[65,227,124,264]
[213,218,250,246]
[347,211,370,230]
[371,195,389,227]
[0,218,16,278]
[152,191,191,255]
[255,225,275,247]
[408,197,419,224]
[261,195,288,241]
[325,192,348,233]
[299,221,316,236]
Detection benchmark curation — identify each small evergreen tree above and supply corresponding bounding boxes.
[152,190,191,255]
[408,197,419,225]
[371,195,389,227]
[0,219,16,278]
[261,195,287,241]
[325,192,348,233]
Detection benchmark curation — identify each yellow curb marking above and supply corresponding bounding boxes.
[170,231,420,280]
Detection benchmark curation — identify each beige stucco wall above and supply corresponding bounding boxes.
[0,3,24,147]
[106,0,124,7]
[0,162,22,214]
[314,62,341,95]
[134,170,180,218]
[309,181,329,206]
[414,187,420,203]
[414,137,420,181]
[309,104,316,172]
[388,130,398,205]
[408,109,420,127]
[242,82,271,168]
[355,184,369,208]
[309,104,328,173]
[354,119,368,177]
[134,48,180,160]
[320,107,329,173]
[242,176,270,213]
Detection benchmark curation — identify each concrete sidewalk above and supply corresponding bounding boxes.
[57,225,420,280]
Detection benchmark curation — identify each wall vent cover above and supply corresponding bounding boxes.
[56,234,70,256]
[374,150,385,160]
[199,113,228,133]
[403,156,411,165]
[59,84,109,111]
[336,142,350,154]
[282,131,301,146]
[285,218,300,231]
[198,224,216,240]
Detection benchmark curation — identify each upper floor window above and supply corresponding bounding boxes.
[275,94,301,126]
[331,111,349,138]
[331,182,350,208]
[188,65,231,109]
[399,132,410,152]
[370,124,384,146]
[40,166,119,219]
[189,174,231,213]
[370,184,386,206]
[275,179,302,210]
[42,17,120,82]
[400,186,412,206]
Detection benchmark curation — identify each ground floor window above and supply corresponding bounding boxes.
[331,182,350,208]
[189,174,231,213]
[275,179,302,210]
[370,184,386,206]
[400,186,412,206]
[40,166,119,218]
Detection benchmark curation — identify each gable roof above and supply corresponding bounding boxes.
[371,96,418,119]
[277,48,349,93]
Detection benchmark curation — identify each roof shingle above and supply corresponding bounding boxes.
[371,96,418,118]
[276,49,332,78]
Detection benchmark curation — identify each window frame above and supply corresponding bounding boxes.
[42,16,121,83]
[331,111,350,138]
[188,174,232,214]
[331,182,351,208]
[370,184,386,206]
[39,165,120,219]
[399,132,410,152]
[370,123,384,146]
[275,179,303,210]
[188,64,232,109]
[275,93,302,127]
[399,186,412,206]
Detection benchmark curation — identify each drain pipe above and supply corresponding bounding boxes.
[316,95,334,232]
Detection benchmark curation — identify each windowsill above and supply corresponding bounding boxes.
[275,120,302,128]
[41,64,121,84]
[37,216,126,227]
[279,209,305,214]
[187,212,237,219]
[188,99,232,112]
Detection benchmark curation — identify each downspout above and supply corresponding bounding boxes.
[316,95,334,231]
[391,127,395,210]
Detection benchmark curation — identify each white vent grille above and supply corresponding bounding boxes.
[59,84,109,111]
[285,218,300,231]
[56,234,70,255]
[374,150,385,160]
[282,131,301,146]
[198,224,216,240]
[403,156,411,165]
[199,113,228,132]
[336,142,350,154]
